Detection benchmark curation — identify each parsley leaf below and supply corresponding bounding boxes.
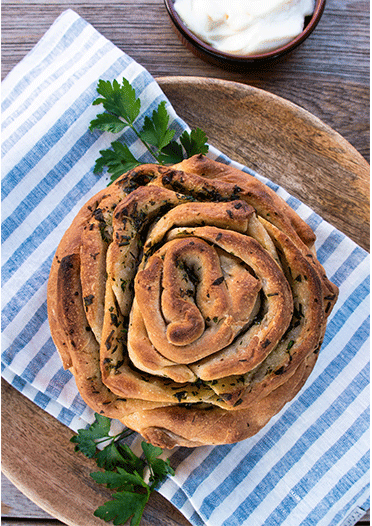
[95,441,129,471]
[149,458,175,487]
[93,78,141,125]
[70,412,111,458]
[141,441,163,465]
[91,467,147,491]
[157,140,184,165]
[115,443,147,477]
[141,442,175,490]
[71,414,175,525]
[89,78,209,184]
[94,141,140,185]
[140,101,175,151]
[180,128,209,158]
[89,113,128,134]
[94,490,149,526]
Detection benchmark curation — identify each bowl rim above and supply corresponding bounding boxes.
[164,0,326,63]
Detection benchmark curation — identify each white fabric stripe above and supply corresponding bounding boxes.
[2,188,96,325]
[1,365,91,432]
[2,24,100,135]
[242,387,369,525]
[1,10,81,108]
[313,211,339,239]
[1,265,48,324]
[3,318,52,376]
[319,236,357,275]
[2,119,106,250]
[2,45,123,173]
[314,296,369,375]
[316,465,369,526]
[297,431,369,525]
[178,498,206,524]
[55,374,85,408]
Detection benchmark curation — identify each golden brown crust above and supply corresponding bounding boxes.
[47,155,338,447]
[125,351,317,448]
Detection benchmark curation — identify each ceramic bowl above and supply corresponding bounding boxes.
[164,0,326,70]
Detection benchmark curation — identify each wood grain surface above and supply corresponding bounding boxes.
[1,0,370,524]
[159,77,369,250]
[1,0,369,163]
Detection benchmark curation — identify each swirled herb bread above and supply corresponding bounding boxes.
[47,155,338,448]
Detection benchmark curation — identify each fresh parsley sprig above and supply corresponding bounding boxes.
[89,78,209,184]
[71,413,175,526]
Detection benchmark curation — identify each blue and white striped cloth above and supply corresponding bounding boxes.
[2,9,369,526]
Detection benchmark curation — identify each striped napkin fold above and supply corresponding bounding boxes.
[1,9,369,526]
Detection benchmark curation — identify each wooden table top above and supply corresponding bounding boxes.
[2,0,370,163]
[1,1,370,525]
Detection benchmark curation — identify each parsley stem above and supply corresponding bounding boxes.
[94,427,134,446]
[129,122,164,165]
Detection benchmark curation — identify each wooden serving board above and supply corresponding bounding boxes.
[1,77,369,526]
[159,77,369,251]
